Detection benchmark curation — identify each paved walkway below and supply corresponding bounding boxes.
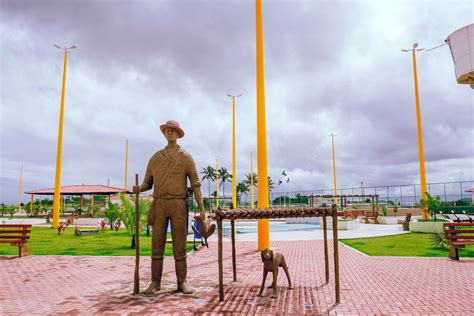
[1,241,472,315]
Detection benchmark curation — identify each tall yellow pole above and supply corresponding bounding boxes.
[250,152,254,209]
[232,97,237,209]
[18,166,23,214]
[256,0,270,250]
[331,134,338,207]
[216,159,219,208]
[53,50,68,229]
[411,50,428,220]
[125,139,129,190]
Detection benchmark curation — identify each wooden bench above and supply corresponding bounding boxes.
[443,222,474,260]
[75,229,99,236]
[362,210,379,224]
[0,224,32,257]
[397,213,412,231]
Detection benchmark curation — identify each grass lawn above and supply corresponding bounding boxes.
[341,232,474,257]
[0,227,196,256]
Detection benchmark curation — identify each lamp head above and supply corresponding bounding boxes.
[413,42,419,48]
[53,43,62,49]
[69,44,78,50]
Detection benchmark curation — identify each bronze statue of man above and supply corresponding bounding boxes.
[133,120,205,295]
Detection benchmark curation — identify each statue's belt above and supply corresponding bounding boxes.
[154,196,187,200]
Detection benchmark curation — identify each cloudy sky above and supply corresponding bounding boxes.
[0,0,473,204]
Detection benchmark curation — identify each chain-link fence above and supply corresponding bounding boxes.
[237,180,474,208]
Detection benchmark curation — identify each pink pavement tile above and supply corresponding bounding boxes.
[0,240,473,315]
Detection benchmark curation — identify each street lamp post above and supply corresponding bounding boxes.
[401,43,428,220]
[52,43,77,228]
[227,94,242,209]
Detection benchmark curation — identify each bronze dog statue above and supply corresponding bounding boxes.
[258,248,292,298]
[191,215,215,248]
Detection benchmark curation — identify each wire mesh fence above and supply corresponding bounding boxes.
[235,180,473,208]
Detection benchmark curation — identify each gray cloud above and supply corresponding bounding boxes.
[1,0,473,204]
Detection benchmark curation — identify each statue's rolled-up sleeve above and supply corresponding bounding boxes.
[187,156,201,188]
[140,159,154,192]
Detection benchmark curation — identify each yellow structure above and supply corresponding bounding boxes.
[125,139,129,190]
[331,134,338,207]
[30,194,33,216]
[250,152,254,209]
[91,194,94,214]
[216,159,219,208]
[52,44,77,228]
[402,43,428,220]
[256,0,270,250]
[18,166,23,214]
[227,94,241,209]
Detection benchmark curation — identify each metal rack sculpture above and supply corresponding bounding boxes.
[212,206,343,304]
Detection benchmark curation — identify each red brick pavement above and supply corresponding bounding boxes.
[0,241,473,315]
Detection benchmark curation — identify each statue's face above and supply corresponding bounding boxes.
[164,127,179,142]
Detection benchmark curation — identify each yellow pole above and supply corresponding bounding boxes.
[52,50,68,228]
[411,50,428,220]
[18,166,23,214]
[125,139,129,190]
[232,97,237,209]
[91,194,94,215]
[331,134,338,207]
[256,0,270,251]
[30,194,33,216]
[216,159,219,208]
[250,152,254,209]
[453,183,456,207]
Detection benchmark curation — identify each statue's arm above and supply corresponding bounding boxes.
[139,159,153,192]
[187,156,205,213]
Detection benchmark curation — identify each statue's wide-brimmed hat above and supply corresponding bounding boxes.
[160,120,185,138]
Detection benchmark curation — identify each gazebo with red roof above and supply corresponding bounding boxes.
[25,185,131,214]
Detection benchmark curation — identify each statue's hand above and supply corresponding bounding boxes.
[132,185,140,194]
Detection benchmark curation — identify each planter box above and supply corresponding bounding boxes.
[409,221,445,233]
[378,216,399,225]
[321,218,360,230]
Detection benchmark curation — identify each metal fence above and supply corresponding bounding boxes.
[237,180,474,208]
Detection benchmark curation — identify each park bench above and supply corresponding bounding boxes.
[75,229,99,236]
[362,210,379,224]
[443,222,474,260]
[0,224,32,257]
[397,213,412,231]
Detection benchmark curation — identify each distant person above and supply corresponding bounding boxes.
[133,120,205,295]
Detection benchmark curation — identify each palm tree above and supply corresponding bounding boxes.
[244,173,258,187]
[218,167,232,198]
[268,176,275,192]
[200,165,216,199]
[236,182,250,202]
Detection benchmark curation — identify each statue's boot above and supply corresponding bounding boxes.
[176,260,193,294]
[144,258,163,294]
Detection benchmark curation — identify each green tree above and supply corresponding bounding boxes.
[244,173,258,187]
[117,194,150,249]
[201,165,216,202]
[420,192,443,221]
[268,176,275,192]
[218,167,232,198]
[236,182,250,201]
[105,201,119,230]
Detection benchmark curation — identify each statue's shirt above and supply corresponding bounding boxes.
[141,145,201,199]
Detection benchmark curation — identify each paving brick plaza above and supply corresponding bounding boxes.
[1,240,473,315]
